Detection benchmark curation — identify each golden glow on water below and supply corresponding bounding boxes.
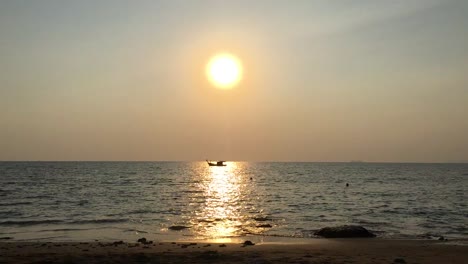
[190,162,253,241]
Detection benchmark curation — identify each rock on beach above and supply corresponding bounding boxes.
[314,225,376,238]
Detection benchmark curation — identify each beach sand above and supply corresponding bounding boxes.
[0,239,466,264]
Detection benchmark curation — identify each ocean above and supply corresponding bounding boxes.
[0,162,467,242]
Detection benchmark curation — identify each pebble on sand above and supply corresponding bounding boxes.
[243,241,255,246]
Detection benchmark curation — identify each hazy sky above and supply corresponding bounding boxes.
[1,0,467,162]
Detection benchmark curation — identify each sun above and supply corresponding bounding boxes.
[206,53,243,89]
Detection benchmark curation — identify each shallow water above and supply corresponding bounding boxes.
[0,162,467,242]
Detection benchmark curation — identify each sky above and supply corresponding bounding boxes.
[1,0,467,162]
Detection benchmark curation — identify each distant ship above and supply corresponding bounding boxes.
[206,160,226,166]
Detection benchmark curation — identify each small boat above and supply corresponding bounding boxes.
[206,160,226,166]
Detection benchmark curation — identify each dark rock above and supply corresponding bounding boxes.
[0,237,13,240]
[257,224,272,228]
[219,244,226,247]
[314,225,376,238]
[137,238,153,245]
[254,217,270,221]
[438,236,445,241]
[169,225,190,231]
[394,258,406,263]
[243,240,255,246]
[113,241,124,246]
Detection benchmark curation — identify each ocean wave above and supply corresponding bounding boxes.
[128,209,155,214]
[37,228,88,232]
[25,195,54,199]
[0,202,33,207]
[0,210,23,217]
[69,219,128,224]
[0,218,128,226]
[123,228,149,233]
[356,219,390,225]
[182,190,204,193]
[451,226,468,232]
[0,220,63,226]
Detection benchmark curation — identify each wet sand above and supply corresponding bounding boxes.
[1,239,467,263]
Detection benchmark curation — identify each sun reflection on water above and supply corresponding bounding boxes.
[189,162,253,242]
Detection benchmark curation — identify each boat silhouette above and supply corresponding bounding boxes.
[206,160,226,166]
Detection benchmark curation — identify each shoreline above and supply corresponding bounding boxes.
[1,238,467,264]
[3,233,468,244]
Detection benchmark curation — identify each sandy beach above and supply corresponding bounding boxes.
[1,239,467,264]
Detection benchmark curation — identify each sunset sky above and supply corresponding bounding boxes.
[1,0,467,162]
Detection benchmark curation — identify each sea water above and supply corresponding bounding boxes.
[0,162,467,242]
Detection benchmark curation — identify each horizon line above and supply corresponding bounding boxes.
[0,160,467,164]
